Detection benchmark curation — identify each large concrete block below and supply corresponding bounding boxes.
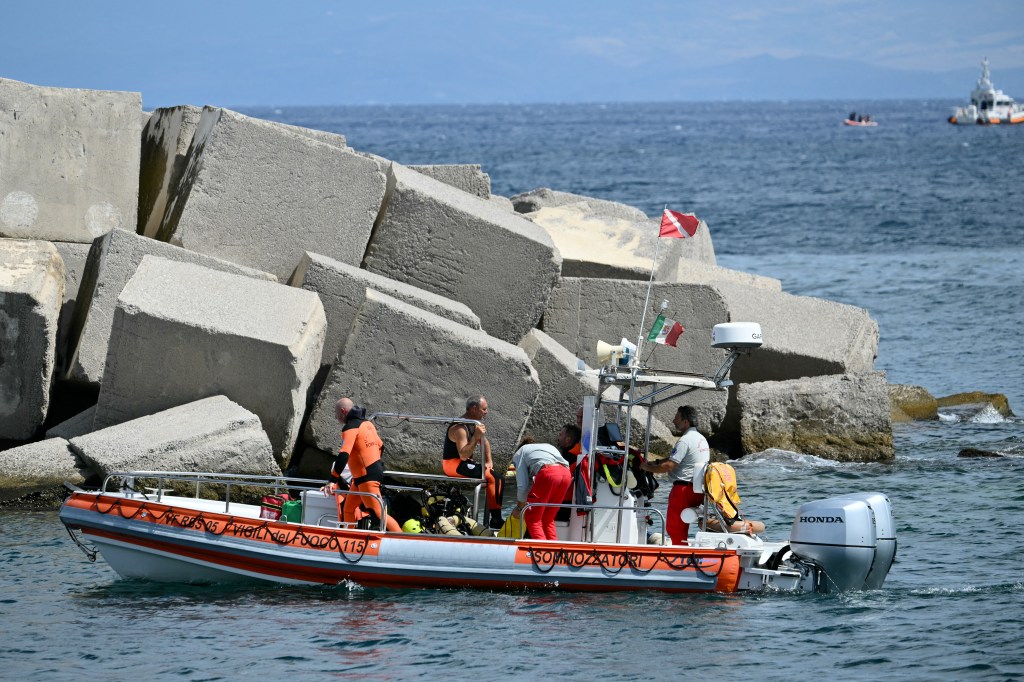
[541,277,730,430]
[524,203,687,280]
[408,164,491,198]
[72,396,280,478]
[488,195,515,212]
[363,163,561,343]
[93,256,325,463]
[64,228,276,387]
[0,239,64,439]
[543,277,880,427]
[711,282,879,384]
[305,290,541,472]
[157,107,386,281]
[0,78,142,242]
[51,241,91,370]
[511,188,650,222]
[289,251,481,367]
[514,188,716,270]
[44,405,97,440]
[137,105,203,238]
[518,329,675,453]
[139,106,350,241]
[737,372,894,462]
[0,437,84,502]
[291,445,334,483]
[666,259,782,291]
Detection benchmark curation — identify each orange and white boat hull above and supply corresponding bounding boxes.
[61,491,763,593]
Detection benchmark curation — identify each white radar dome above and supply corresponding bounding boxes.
[711,322,763,349]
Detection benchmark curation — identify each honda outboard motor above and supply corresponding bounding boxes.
[790,493,895,591]
[834,492,896,589]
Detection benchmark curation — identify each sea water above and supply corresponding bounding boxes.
[2,100,1022,679]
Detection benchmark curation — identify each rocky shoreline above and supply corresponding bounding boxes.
[1,76,1014,507]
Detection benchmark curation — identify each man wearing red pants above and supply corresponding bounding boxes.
[510,437,572,540]
[640,405,709,545]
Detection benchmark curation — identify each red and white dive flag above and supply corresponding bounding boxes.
[660,209,700,239]
[647,313,684,347]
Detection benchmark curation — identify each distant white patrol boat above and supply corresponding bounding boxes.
[948,57,1024,125]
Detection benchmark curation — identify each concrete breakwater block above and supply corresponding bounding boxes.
[64,228,276,388]
[523,203,687,281]
[665,259,782,291]
[518,329,674,454]
[290,446,335,483]
[0,437,84,502]
[156,107,386,281]
[408,164,491,198]
[93,256,325,463]
[0,78,142,243]
[139,106,349,240]
[363,163,562,343]
[137,105,203,239]
[72,396,280,478]
[305,290,541,472]
[45,405,98,440]
[541,277,730,430]
[51,241,91,371]
[289,252,481,368]
[710,282,879,384]
[511,188,651,222]
[512,187,716,267]
[737,372,894,462]
[0,239,65,440]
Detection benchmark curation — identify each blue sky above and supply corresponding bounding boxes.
[4,1,1023,107]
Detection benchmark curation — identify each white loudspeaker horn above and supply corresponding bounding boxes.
[596,340,624,366]
[596,338,638,367]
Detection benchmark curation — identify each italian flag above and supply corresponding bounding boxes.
[647,313,684,347]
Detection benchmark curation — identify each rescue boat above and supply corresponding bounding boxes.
[60,322,896,593]
[948,57,1024,125]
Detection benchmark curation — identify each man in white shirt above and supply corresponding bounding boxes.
[639,405,709,545]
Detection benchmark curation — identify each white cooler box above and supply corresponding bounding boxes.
[301,490,339,526]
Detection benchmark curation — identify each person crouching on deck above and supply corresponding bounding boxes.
[443,394,504,529]
[324,397,401,532]
[510,436,572,541]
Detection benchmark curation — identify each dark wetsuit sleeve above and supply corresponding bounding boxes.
[329,452,349,484]
[330,427,358,484]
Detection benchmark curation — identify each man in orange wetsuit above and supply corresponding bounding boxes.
[443,394,504,529]
[325,397,401,532]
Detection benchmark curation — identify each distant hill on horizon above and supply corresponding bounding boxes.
[482,54,1024,106]
[143,53,1024,108]
[323,55,1024,107]
[670,55,1024,103]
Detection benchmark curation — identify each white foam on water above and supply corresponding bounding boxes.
[968,404,1008,424]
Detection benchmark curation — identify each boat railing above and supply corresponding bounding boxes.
[100,470,323,511]
[99,470,403,532]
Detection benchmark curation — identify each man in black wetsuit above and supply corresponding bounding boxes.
[443,394,504,528]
